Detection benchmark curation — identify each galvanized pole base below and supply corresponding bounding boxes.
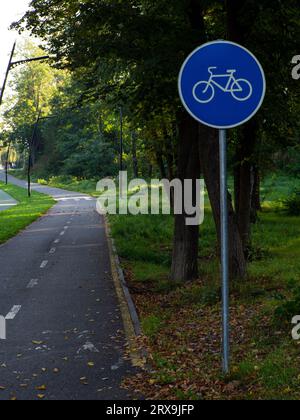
[219,129,230,374]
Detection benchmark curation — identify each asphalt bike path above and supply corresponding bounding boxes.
[0,171,135,400]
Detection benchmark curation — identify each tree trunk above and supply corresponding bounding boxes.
[166,150,175,181]
[226,0,246,42]
[170,0,208,282]
[156,152,167,179]
[235,120,258,250]
[198,125,247,279]
[171,114,201,283]
[226,0,259,252]
[250,165,261,223]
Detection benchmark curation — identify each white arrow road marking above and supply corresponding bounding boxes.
[27,279,39,289]
[5,305,21,320]
[77,341,100,354]
[49,248,56,254]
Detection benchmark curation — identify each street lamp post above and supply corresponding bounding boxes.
[5,140,11,185]
[0,42,49,107]
[119,107,125,197]
[0,42,49,185]
[27,110,42,198]
[119,107,123,172]
[0,42,16,107]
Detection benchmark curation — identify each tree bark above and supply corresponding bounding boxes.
[198,125,247,279]
[156,152,167,179]
[226,0,260,251]
[171,114,201,282]
[226,0,246,42]
[170,0,208,283]
[148,164,153,179]
[250,165,261,223]
[235,120,258,250]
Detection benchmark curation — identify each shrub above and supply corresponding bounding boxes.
[283,191,300,216]
[274,287,300,321]
[37,178,48,186]
[48,175,74,185]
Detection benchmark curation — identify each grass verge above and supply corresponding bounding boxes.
[9,171,99,196]
[110,175,300,400]
[0,182,55,244]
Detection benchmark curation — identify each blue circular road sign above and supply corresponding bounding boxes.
[178,41,266,129]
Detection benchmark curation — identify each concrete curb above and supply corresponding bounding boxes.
[104,215,146,368]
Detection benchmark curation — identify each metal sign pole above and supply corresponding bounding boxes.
[179,40,266,374]
[219,128,230,374]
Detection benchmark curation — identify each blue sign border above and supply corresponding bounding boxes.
[178,40,266,129]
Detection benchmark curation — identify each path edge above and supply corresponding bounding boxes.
[104,215,146,369]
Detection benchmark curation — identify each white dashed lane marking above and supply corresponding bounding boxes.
[40,261,48,269]
[5,305,22,320]
[60,231,65,236]
[27,279,38,289]
[49,248,56,254]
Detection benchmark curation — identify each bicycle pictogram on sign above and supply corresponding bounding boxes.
[192,67,253,104]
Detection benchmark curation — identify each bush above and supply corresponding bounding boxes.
[48,175,74,185]
[274,287,300,321]
[37,178,48,185]
[284,191,300,216]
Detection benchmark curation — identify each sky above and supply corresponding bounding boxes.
[0,0,31,83]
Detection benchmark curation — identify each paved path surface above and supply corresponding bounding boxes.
[0,189,18,212]
[0,171,135,400]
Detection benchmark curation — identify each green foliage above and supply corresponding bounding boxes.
[37,178,48,185]
[46,176,99,195]
[275,287,300,321]
[284,192,300,216]
[1,41,62,154]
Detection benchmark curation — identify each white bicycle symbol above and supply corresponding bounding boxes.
[193,67,253,104]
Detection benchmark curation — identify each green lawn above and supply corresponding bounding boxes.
[110,175,300,400]
[0,182,55,244]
